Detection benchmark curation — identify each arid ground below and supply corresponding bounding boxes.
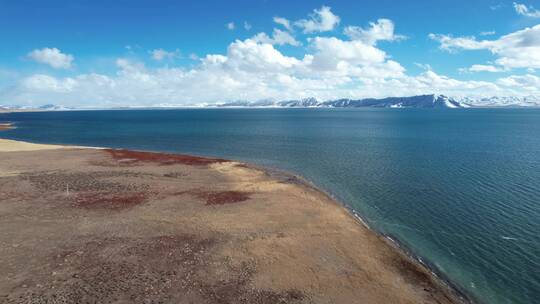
[0,139,465,303]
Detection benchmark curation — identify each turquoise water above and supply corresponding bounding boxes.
[1,108,539,304]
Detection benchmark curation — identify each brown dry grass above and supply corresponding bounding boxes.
[176,189,252,205]
[0,145,467,304]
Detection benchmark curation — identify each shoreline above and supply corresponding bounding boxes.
[0,137,469,303]
[244,162,474,304]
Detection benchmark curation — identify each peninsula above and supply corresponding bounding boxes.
[0,139,466,303]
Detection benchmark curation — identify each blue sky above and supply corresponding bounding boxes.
[0,0,539,107]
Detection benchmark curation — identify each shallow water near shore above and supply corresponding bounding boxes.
[1,108,539,304]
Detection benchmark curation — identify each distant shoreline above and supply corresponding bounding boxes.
[2,93,540,109]
[0,123,14,131]
[2,106,540,114]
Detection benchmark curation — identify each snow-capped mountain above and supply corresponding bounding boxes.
[458,96,540,107]
[322,94,463,108]
[220,95,465,108]
[218,99,278,107]
[37,104,73,111]
[2,95,540,111]
[277,97,320,107]
[220,94,540,108]
[0,104,73,111]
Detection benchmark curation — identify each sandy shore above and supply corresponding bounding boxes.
[0,139,467,303]
[0,138,69,152]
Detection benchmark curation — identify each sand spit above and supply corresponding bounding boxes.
[0,123,14,131]
[0,138,68,152]
[0,141,467,304]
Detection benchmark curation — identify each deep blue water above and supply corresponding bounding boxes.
[1,108,539,304]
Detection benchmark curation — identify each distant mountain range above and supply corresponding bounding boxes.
[457,96,540,108]
[0,104,72,112]
[2,94,540,111]
[218,94,540,108]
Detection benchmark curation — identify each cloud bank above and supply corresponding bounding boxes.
[2,5,539,107]
[430,24,540,70]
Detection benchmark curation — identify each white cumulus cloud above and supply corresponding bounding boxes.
[273,17,293,31]
[294,6,340,33]
[465,64,504,73]
[498,74,540,87]
[344,19,406,45]
[429,24,540,69]
[308,37,393,73]
[513,2,540,17]
[27,48,74,69]
[252,29,300,46]
[22,74,77,92]
[150,48,180,61]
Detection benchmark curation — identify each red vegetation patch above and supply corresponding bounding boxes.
[104,149,227,166]
[178,190,251,205]
[74,191,147,210]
